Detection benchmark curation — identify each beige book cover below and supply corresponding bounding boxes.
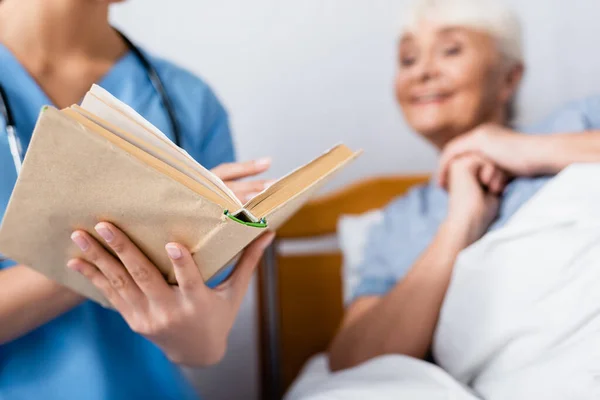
[0,86,360,306]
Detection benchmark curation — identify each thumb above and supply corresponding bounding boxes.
[228,232,275,307]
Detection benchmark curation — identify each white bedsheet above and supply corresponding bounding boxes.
[287,164,600,400]
[285,355,478,400]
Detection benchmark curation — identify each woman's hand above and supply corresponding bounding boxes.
[444,154,503,246]
[67,223,275,367]
[437,124,537,189]
[212,158,275,203]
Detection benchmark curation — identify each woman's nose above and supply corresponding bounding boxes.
[415,54,441,82]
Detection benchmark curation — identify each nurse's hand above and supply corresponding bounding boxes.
[212,158,276,203]
[67,223,275,367]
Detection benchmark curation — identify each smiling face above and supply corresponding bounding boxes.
[395,21,522,148]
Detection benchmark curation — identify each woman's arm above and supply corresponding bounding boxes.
[329,221,472,371]
[437,124,600,188]
[0,266,83,344]
[329,155,503,372]
[528,132,600,175]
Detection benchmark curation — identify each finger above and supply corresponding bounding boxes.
[448,153,479,176]
[227,232,275,308]
[167,243,208,298]
[227,180,275,194]
[446,158,464,190]
[437,157,452,191]
[438,133,483,188]
[447,154,485,192]
[94,223,170,300]
[439,148,470,190]
[479,162,495,188]
[211,158,271,181]
[486,169,501,195]
[227,179,276,202]
[67,258,131,313]
[71,230,146,307]
[438,141,467,187]
[437,147,458,189]
[490,171,509,195]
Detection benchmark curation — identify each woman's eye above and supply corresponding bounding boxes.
[443,45,462,56]
[400,56,417,67]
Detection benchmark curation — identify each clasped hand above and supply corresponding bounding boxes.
[437,125,529,246]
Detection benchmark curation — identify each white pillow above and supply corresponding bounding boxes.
[337,210,384,304]
[434,164,600,400]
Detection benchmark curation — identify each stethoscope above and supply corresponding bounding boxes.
[0,30,182,176]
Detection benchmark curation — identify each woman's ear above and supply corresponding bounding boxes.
[500,62,524,103]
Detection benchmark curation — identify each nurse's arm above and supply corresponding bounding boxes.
[0,266,83,344]
[68,222,275,367]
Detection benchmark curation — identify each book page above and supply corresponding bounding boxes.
[62,108,233,209]
[82,85,241,207]
[72,102,235,208]
[247,144,361,217]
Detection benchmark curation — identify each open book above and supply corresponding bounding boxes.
[0,85,360,305]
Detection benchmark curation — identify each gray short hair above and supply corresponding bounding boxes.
[399,0,524,65]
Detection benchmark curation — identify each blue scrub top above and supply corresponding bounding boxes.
[0,44,236,399]
[352,96,600,301]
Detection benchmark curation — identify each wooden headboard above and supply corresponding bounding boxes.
[257,175,429,399]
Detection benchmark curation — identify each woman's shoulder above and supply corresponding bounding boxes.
[522,95,600,135]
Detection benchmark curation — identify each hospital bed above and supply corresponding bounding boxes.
[256,175,429,400]
[257,165,600,400]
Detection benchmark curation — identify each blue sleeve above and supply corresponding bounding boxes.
[351,196,414,301]
[196,87,236,169]
[524,96,600,135]
[352,242,396,301]
[350,184,444,303]
[581,96,600,129]
[0,257,16,270]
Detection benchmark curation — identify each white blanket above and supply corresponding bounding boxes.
[286,355,479,400]
[287,164,600,400]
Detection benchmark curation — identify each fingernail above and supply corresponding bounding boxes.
[67,260,81,272]
[71,232,90,252]
[166,244,182,260]
[255,157,271,167]
[95,224,114,243]
[264,180,276,190]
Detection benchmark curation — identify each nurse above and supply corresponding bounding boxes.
[0,0,273,399]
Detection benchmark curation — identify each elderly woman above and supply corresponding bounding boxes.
[329,0,600,372]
